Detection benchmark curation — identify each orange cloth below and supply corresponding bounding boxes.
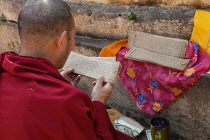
[100,39,128,57]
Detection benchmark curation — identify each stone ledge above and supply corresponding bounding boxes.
[1,0,209,8]
[75,36,117,49]
[65,0,210,8]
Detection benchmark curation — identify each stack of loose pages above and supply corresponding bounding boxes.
[124,31,190,70]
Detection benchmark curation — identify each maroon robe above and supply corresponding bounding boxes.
[0,52,119,140]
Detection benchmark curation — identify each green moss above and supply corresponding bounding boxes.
[128,12,137,21]
[0,13,6,22]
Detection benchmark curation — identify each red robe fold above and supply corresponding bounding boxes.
[0,52,118,140]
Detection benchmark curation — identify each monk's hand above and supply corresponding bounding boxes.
[60,68,81,87]
[91,75,113,104]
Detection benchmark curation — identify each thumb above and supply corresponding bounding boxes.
[104,83,111,88]
[95,75,104,88]
[61,68,73,76]
[104,83,112,91]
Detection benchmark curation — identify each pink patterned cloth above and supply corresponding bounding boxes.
[117,41,210,116]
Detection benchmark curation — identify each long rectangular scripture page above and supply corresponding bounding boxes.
[125,47,190,71]
[63,52,121,84]
[128,31,188,58]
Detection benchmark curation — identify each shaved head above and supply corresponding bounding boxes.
[18,0,74,46]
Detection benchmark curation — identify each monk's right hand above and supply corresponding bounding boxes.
[60,68,81,87]
[91,75,113,104]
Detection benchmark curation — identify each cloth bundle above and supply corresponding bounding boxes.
[100,10,210,115]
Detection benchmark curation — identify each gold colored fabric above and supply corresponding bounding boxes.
[191,10,210,54]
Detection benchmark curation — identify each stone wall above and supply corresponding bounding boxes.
[0,0,195,40]
[69,2,195,40]
[0,0,196,52]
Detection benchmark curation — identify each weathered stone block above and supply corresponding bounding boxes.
[0,0,23,21]
[69,2,195,40]
[0,22,20,53]
[66,0,210,8]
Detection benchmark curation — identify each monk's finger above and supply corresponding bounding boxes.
[74,75,81,85]
[92,81,96,85]
[65,68,74,74]
[61,68,74,77]
[104,83,112,89]
[68,72,78,79]
[95,75,104,88]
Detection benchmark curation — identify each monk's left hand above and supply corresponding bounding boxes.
[60,68,81,87]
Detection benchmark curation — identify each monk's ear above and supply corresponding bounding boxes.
[56,31,67,49]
